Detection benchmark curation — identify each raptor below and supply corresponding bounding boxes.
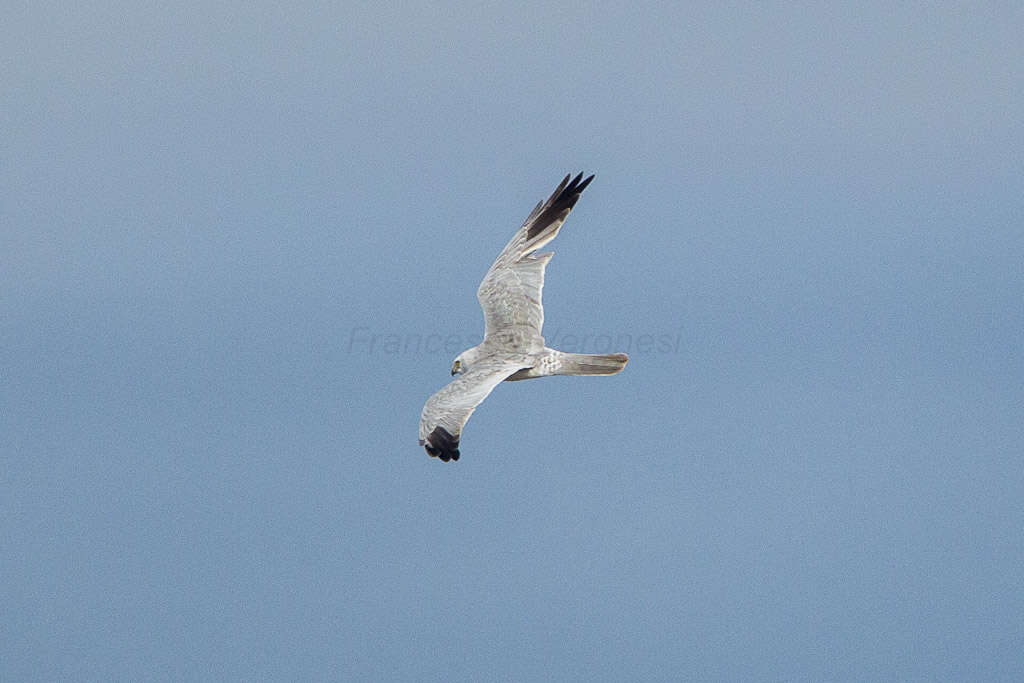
[418,173,628,461]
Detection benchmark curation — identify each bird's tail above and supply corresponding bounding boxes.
[555,352,629,376]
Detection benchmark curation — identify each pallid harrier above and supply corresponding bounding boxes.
[419,173,628,462]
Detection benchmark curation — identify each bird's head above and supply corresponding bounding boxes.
[450,346,482,376]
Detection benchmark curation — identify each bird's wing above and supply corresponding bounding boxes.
[418,358,531,461]
[476,173,594,344]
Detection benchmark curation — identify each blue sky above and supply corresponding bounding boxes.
[3,2,1022,680]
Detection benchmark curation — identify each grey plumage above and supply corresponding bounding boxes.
[418,173,628,462]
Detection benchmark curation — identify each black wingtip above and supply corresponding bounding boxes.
[526,172,596,241]
[423,426,460,462]
[555,171,594,204]
[577,173,595,193]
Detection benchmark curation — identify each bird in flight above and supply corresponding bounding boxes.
[418,173,629,462]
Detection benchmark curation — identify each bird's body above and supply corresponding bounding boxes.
[418,173,628,461]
